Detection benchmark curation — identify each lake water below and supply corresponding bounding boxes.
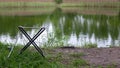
[0,7,120,47]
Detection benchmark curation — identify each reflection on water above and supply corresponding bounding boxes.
[0,8,120,47]
[0,22,120,47]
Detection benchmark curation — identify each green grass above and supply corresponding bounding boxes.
[69,53,89,67]
[61,2,120,8]
[0,43,89,68]
[106,64,117,68]
[72,59,89,67]
[0,43,64,68]
[0,2,56,8]
[0,2,119,8]
[0,7,55,15]
[1,43,118,68]
[82,43,97,48]
[69,52,85,58]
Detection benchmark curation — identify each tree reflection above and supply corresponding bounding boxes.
[0,8,120,42]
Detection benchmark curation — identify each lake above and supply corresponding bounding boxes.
[0,7,120,47]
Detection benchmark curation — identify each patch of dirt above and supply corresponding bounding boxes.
[44,47,120,67]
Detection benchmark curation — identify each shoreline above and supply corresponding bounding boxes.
[0,6,119,16]
[1,42,120,67]
[0,2,119,8]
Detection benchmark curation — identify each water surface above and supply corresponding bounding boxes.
[0,7,120,47]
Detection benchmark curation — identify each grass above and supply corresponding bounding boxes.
[0,7,55,16]
[82,43,97,48]
[0,42,119,68]
[72,59,89,67]
[0,43,63,68]
[69,52,85,58]
[106,64,117,68]
[109,45,120,48]
[0,2,56,8]
[0,2,119,8]
[0,43,89,68]
[61,2,120,8]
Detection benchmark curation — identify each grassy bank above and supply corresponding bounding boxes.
[0,2,56,8]
[0,44,64,68]
[61,2,120,8]
[0,43,120,67]
[0,43,88,68]
[0,2,119,8]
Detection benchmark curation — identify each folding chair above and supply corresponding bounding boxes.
[18,26,45,58]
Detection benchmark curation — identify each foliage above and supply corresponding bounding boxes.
[54,0,62,4]
[83,43,97,48]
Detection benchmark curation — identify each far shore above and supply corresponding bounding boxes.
[0,2,119,8]
[0,7,119,16]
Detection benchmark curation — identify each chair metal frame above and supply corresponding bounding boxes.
[18,26,45,57]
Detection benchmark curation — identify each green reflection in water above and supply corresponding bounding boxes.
[0,8,120,46]
[0,15,49,37]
